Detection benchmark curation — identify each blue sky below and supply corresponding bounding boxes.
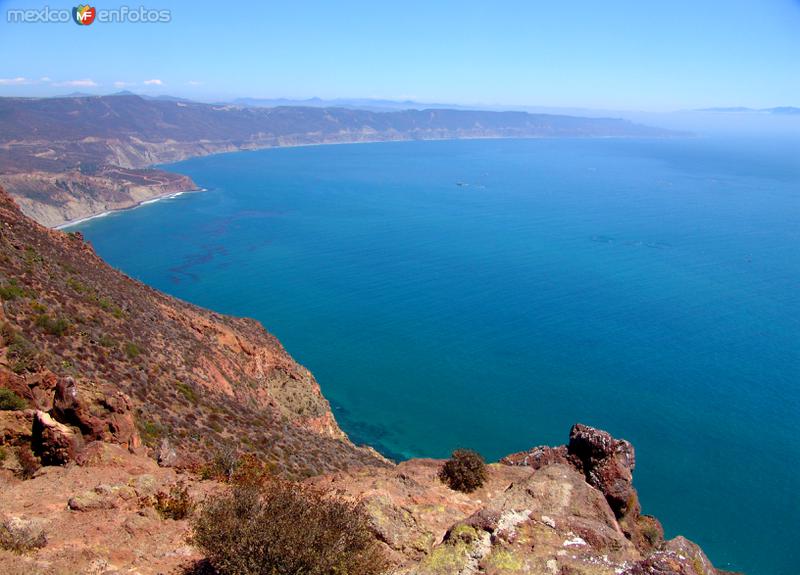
[0,0,798,110]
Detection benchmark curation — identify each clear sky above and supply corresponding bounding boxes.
[0,0,798,110]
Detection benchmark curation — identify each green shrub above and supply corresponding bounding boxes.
[34,314,70,336]
[97,334,115,348]
[0,280,33,301]
[0,388,26,411]
[155,482,194,520]
[125,342,141,358]
[176,382,197,403]
[97,296,124,318]
[438,449,487,493]
[193,479,388,575]
[23,248,43,266]
[66,276,89,294]
[0,446,7,462]
[137,418,164,447]
[7,332,38,374]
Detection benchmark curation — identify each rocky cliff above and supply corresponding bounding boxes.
[311,423,730,575]
[0,187,384,476]
[0,190,731,574]
[0,95,681,227]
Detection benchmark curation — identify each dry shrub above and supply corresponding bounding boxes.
[438,448,487,493]
[199,446,239,482]
[155,482,194,520]
[16,445,40,480]
[193,478,388,575]
[0,517,47,553]
[229,453,275,488]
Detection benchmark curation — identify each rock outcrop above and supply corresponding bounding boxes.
[311,424,723,575]
[503,423,665,555]
[31,411,82,465]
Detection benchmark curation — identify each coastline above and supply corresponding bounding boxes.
[55,188,206,230]
[47,133,684,230]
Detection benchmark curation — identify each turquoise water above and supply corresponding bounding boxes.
[73,138,798,575]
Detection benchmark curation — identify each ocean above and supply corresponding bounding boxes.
[71,137,799,575]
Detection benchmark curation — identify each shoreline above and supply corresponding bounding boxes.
[55,188,206,230]
[49,133,683,230]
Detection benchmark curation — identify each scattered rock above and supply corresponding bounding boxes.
[0,409,33,447]
[156,438,178,467]
[68,489,117,512]
[500,445,569,469]
[129,474,159,499]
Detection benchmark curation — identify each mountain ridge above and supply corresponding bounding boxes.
[0,95,684,227]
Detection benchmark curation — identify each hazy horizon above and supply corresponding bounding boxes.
[1,0,798,111]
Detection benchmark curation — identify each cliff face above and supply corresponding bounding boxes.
[0,95,681,227]
[0,168,195,228]
[0,190,729,574]
[0,188,384,477]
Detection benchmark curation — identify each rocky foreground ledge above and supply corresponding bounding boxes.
[0,421,732,575]
[312,424,733,575]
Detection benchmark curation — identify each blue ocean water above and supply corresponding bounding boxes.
[73,138,798,575]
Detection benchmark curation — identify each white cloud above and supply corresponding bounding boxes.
[143,79,163,86]
[186,80,203,86]
[39,76,52,82]
[114,81,132,88]
[0,77,30,86]
[54,79,99,87]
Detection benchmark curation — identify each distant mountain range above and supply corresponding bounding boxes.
[695,106,800,115]
[0,94,681,227]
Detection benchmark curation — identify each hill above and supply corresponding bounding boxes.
[0,95,680,226]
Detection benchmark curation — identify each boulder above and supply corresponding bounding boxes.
[52,377,140,449]
[24,370,59,411]
[624,537,717,575]
[156,438,178,467]
[31,410,82,465]
[567,423,636,518]
[67,488,117,512]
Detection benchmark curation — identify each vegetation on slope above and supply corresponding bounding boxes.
[0,188,384,478]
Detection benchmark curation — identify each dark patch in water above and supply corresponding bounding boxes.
[168,244,228,284]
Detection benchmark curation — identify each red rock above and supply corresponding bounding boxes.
[52,377,140,450]
[567,423,636,517]
[31,410,82,465]
[500,445,569,468]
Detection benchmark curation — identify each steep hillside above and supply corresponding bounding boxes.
[0,187,385,478]
[0,95,681,226]
[0,190,732,574]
